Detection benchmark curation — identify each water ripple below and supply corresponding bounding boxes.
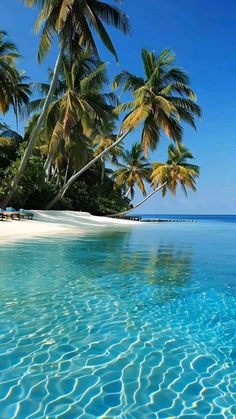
[0,226,236,417]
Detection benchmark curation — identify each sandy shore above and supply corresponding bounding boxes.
[0,210,140,243]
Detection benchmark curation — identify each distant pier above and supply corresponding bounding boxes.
[124,216,196,222]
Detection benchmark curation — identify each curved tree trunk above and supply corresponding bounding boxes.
[63,158,70,187]
[44,153,53,180]
[125,187,131,198]
[108,182,167,218]
[44,130,130,209]
[0,48,64,208]
[100,157,105,184]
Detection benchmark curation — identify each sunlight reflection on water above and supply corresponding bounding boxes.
[0,221,236,417]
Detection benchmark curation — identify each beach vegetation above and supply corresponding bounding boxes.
[0,2,201,215]
[112,143,200,217]
[2,0,130,206]
[113,142,152,199]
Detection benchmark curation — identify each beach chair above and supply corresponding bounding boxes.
[0,208,5,220]
[19,209,34,220]
[4,207,21,220]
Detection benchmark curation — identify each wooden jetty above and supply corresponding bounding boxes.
[124,216,196,222]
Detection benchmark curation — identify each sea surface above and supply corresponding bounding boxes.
[137,213,236,222]
[0,216,236,418]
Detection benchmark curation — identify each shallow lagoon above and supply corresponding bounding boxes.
[0,220,236,418]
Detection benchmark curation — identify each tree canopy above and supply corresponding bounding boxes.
[0,2,201,215]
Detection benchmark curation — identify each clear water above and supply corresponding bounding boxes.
[136,214,236,222]
[0,220,236,418]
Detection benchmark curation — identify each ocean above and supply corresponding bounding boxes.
[136,213,236,222]
[0,217,236,417]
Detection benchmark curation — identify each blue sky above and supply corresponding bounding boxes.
[1,0,236,214]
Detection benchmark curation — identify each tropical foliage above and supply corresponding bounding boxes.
[114,143,151,199]
[112,144,200,217]
[0,1,201,215]
[114,48,201,156]
[2,0,130,206]
[0,31,31,124]
[151,143,200,196]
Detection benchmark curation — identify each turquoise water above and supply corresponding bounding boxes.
[0,221,236,418]
[136,214,236,222]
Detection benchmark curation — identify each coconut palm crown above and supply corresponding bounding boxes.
[29,52,118,174]
[114,142,152,199]
[114,48,202,156]
[0,30,31,120]
[110,143,199,218]
[151,143,200,196]
[0,0,130,207]
[25,0,130,62]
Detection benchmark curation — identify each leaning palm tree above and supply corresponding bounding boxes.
[47,55,114,169]
[2,0,130,206]
[114,142,151,199]
[25,51,103,176]
[114,48,201,156]
[20,52,117,190]
[151,143,200,196]
[40,56,118,208]
[111,143,200,217]
[43,47,201,208]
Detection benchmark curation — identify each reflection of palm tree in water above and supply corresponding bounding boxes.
[103,241,191,282]
[144,246,193,304]
[49,232,193,306]
[73,235,193,310]
[145,245,192,286]
[100,238,192,301]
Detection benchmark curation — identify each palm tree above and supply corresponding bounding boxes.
[93,133,124,164]
[111,143,200,217]
[2,0,130,206]
[44,122,129,209]
[28,54,118,207]
[0,123,23,143]
[48,57,114,162]
[0,30,19,114]
[92,124,124,184]
[151,143,200,195]
[0,123,25,181]
[114,142,151,199]
[26,51,115,175]
[42,62,121,209]
[114,48,201,156]
[43,47,201,208]
[10,72,32,130]
[0,30,31,125]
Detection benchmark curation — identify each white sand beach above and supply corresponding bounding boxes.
[0,210,140,242]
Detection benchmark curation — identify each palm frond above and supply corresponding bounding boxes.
[56,0,75,32]
[113,71,144,91]
[151,144,199,196]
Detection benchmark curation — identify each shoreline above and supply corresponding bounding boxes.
[0,210,141,243]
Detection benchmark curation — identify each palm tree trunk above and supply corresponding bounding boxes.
[63,158,70,187]
[44,153,53,179]
[108,182,167,218]
[44,130,130,209]
[125,187,131,198]
[101,157,105,184]
[0,48,64,208]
